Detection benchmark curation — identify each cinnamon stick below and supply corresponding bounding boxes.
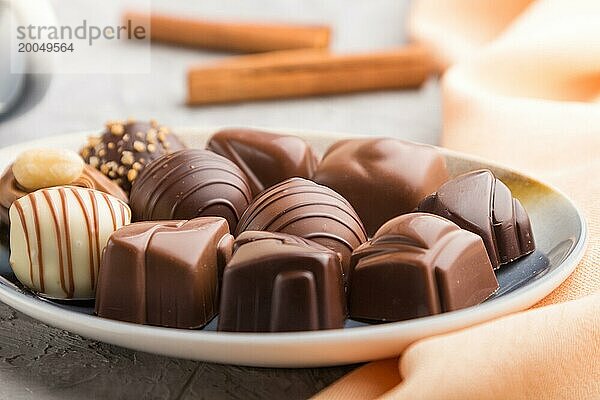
[124,11,331,53]
[187,45,432,105]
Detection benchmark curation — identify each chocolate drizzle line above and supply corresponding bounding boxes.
[42,190,69,297]
[58,188,75,297]
[70,188,96,292]
[29,194,45,292]
[88,190,100,289]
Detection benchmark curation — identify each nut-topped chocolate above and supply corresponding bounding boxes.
[130,149,252,233]
[95,217,233,329]
[349,213,498,322]
[80,119,186,192]
[218,231,346,332]
[0,149,127,225]
[418,169,535,268]
[313,138,449,236]
[206,128,319,196]
[236,177,367,277]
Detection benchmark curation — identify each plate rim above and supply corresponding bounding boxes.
[0,128,588,366]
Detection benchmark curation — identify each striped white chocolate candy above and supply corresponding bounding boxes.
[9,186,131,299]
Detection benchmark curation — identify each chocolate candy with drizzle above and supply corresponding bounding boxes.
[206,128,319,196]
[9,187,131,299]
[129,149,252,233]
[235,177,367,278]
[80,119,186,192]
[349,213,498,322]
[96,217,233,329]
[418,169,535,268]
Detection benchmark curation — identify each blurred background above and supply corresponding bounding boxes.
[0,0,441,146]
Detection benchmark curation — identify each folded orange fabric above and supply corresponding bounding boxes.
[315,1,600,398]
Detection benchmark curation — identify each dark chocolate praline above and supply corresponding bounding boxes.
[130,149,252,233]
[207,128,319,196]
[80,119,186,192]
[418,169,535,268]
[235,177,367,278]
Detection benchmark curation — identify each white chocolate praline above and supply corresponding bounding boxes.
[9,186,131,299]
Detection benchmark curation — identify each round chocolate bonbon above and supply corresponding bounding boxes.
[80,119,186,192]
[130,149,252,233]
[9,186,131,299]
[236,177,367,277]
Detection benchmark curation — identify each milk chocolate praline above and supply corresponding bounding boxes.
[0,163,127,225]
[218,231,346,332]
[130,149,252,233]
[236,177,367,278]
[418,169,535,268]
[80,119,186,192]
[313,138,449,236]
[95,217,233,329]
[349,213,498,322]
[206,128,319,196]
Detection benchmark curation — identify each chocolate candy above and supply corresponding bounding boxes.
[218,231,346,332]
[206,128,319,196]
[349,213,498,322]
[129,149,252,233]
[9,187,131,299]
[95,217,233,329]
[80,119,186,192]
[236,177,367,277]
[313,138,449,236]
[0,163,127,225]
[418,169,535,268]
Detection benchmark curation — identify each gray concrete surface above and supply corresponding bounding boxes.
[0,1,441,398]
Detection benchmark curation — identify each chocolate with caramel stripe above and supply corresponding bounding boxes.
[236,177,367,278]
[9,187,131,299]
[130,149,252,233]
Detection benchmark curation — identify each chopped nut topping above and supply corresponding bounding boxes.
[146,130,157,143]
[121,151,134,165]
[110,124,124,136]
[100,163,110,175]
[107,142,115,149]
[127,169,138,182]
[133,141,146,152]
[117,166,126,176]
[122,134,130,142]
[132,162,142,171]
[88,156,99,167]
[135,131,144,138]
[97,149,106,157]
[147,143,157,153]
[150,119,158,128]
[157,131,167,142]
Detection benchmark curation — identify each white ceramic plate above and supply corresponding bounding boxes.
[0,128,587,367]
